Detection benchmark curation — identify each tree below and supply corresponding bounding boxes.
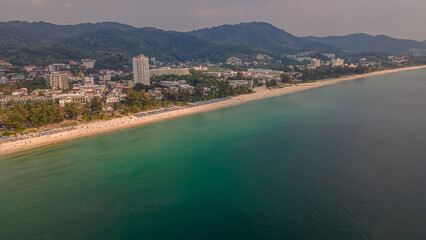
[281,74,293,84]
[112,102,120,116]
[124,89,153,110]
[49,103,64,123]
[89,97,103,115]
[64,102,80,120]
[4,107,27,130]
[194,83,205,100]
[121,106,131,115]
[265,80,278,88]
[125,89,141,108]
[29,104,48,129]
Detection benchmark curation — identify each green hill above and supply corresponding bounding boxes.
[188,22,341,54]
[0,21,269,68]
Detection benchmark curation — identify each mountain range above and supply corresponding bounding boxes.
[0,21,425,69]
[304,34,426,54]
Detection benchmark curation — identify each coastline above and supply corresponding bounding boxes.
[2,65,425,156]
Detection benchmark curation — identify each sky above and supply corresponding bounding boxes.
[0,0,425,41]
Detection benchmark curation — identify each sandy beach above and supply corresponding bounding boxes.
[1,65,425,156]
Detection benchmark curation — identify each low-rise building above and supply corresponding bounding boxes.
[48,64,69,72]
[160,80,187,87]
[226,57,243,65]
[310,59,321,68]
[244,68,283,80]
[230,80,252,87]
[0,60,12,71]
[332,58,345,67]
[82,76,95,85]
[0,96,51,107]
[81,59,96,69]
[150,67,190,77]
[55,94,88,107]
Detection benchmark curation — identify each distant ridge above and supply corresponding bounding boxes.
[0,21,134,44]
[304,33,426,54]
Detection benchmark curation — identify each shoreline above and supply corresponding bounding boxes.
[2,65,426,156]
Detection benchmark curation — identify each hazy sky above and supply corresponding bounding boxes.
[1,0,425,41]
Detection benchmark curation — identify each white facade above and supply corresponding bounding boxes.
[132,55,150,86]
[81,59,96,69]
[324,54,336,59]
[48,64,69,72]
[310,59,321,68]
[82,77,94,85]
[150,68,190,77]
[227,57,243,65]
[332,58,345,67]
[45,73,70,89]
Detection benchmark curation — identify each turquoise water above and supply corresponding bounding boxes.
[1,69,426,239]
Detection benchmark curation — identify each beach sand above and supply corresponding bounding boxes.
[1,65,425,156]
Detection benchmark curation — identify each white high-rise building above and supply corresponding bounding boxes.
[45,73,69,89]
[132,55,150,86]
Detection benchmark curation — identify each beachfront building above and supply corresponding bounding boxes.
[45,72,70,89]
[132,54,150,86]
[244,68,283,80]
[230,80,252,87]
[0,96,51,107]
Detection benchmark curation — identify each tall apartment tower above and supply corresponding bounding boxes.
[132,54,150,86]
[45,73,69,89]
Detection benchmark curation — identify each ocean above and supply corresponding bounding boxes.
[1,69,426,239]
